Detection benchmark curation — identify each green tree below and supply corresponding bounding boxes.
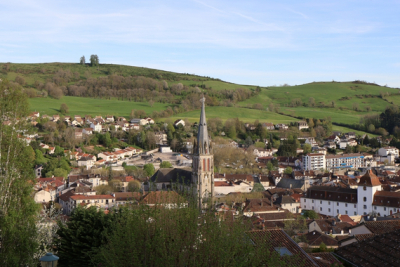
[91,205,291,267]
[303,143,312,154]
[90,54,99,68]
[56,207,114,267]
[94,185,113,195]
[60,103,69,115]
[267,161,274,171]
[35,149,47,165]
[54,145,64,157]
[284,167,293,174]
[0,79,40,266]
[251,183,265,192]
[127,180,141,192]
[80,55,85,65]
[143,163,155,177]
[302,210,319,219]
[51,168,68,179]
[160,161,173,168]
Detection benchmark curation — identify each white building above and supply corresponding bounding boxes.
[302,153,325,171]
[297,121,309,130]
[325,153,365,171]
[301,171,400,217]
[90,122,102,132]
[378,147,399,158]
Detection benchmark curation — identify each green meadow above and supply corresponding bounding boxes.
[168,106,294,124]
[29,96,170,118]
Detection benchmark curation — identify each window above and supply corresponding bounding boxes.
[312,200,314,203]
[328,201,331,205]
[320,207,322,211]
[345,203,348,207]
[304,199,306,202]
[337,202,339,206]
[337,209,339,214]
[363,205,367,209]
[363,186,367,191]
[384,207,387,211]
[354,204,357,208]
[374,206,376,210]
[328,208,331,212]
[345,211,348,215]
[363,197,367,202]
[320,201,322,204]
[354,212,357,215]
[304,205,306,209]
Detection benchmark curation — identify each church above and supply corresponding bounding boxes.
[150,96,214,209]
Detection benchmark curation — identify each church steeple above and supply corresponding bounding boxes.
[192,96,214,209]
[195,96,211,155]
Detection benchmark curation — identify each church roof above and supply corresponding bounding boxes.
[150,168,192,185]
[195,96,210,155]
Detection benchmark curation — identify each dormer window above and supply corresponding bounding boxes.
[363,186,367,191]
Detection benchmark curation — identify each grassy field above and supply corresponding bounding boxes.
[29,96,170,117]
[168,106,295,124]
[331,125,377,137]
[3,62,398,131]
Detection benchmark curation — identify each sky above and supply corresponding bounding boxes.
[1,0,399,87]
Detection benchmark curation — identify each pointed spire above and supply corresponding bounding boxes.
[196,96,209,155]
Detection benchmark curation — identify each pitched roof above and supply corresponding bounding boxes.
[363,220,400,234]
[114,192,142,202]
[150,168,192,185]
[308,253,342,267]
[70,194,115,200]
[358,170,381,187]
[305,186,357,203]
[334,229,400,267]
[247,229,318,267]
[303,231,339,247]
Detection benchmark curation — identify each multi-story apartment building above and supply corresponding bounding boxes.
[301,171,400,217]
[325,153,365,170]
[302,153,325,171]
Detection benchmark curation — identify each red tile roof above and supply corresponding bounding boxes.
[71,194,115,200]
[358,170,381,187]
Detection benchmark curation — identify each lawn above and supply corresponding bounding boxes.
[168,106,295,124]
[28,96,171,117]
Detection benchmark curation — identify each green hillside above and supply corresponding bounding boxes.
[29,96,171,118]
[1,62,398,133]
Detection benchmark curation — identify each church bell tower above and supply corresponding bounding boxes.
[192,96,214,209]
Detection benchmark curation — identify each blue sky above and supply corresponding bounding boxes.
[1,0,399,87]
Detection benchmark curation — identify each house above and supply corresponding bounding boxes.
[90,121,102,132]
[262,122,275,130]
[246,229,319,267]
[335,228,400,266]
[67,194,116,215]
[154,131,167,145]
[82,128,93,135]
[308,219,352,236]
[275,124,288,130]
[253,148,273,157]
[140,191,188,208]
[274,195,301,213]
[75,129,83,139]
[77,156,96,169]
[52,115,60,122]
[106,115,114,122]
[297,121,309,130]
[378,146,399,158]
[174,119,185,127]
[113,192,142,206]
[144,117,154,124]
[302,230,339,248]
[305,137,318,147]
[327,135,341,144]
[35,165,43,178]
[112,176,137,192]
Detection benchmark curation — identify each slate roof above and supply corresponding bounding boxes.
[372,191,400,208]
[247,229,318,267]
[150,168,192,185]
[334,229,400,267]
[276,178,304,189]
[305,186,357,203]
